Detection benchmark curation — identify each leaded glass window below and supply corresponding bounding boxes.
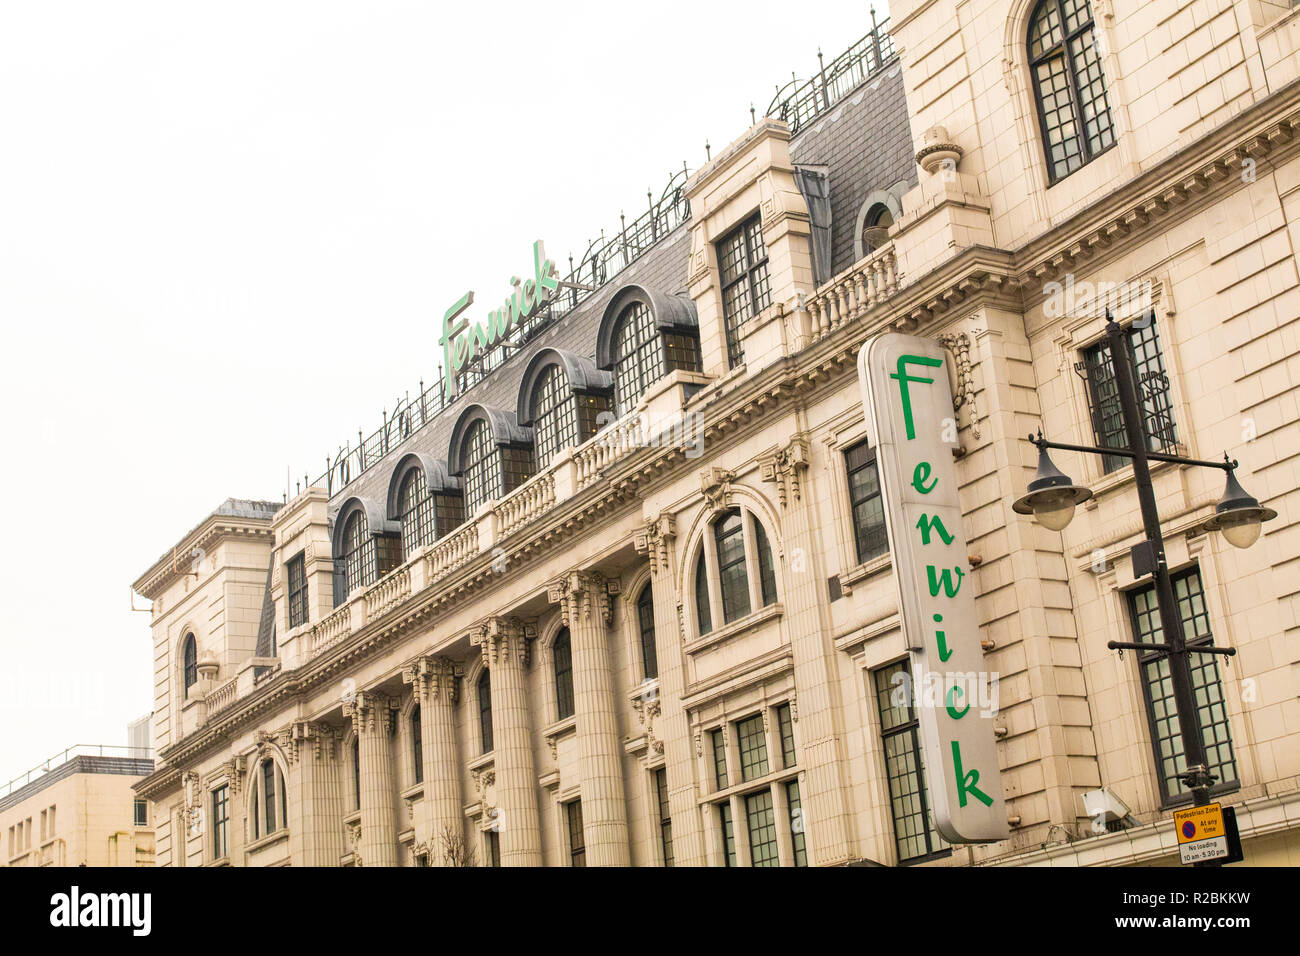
[398,468,436,558]
[1029,0,1115,183]
[339,509,375,597]
[718,214,771,368]
[613,301,659,415]
[461,419,500,517]
[531,364,579,467]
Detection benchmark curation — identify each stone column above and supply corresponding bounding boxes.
[288,721,345,866]
[760,435,855,864]
[402,655,463,865]
[344,691,399,867]
[471,618,542,866]
[549,571,629,866]
[635,513,706,865]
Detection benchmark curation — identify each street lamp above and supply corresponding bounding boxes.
[1014,315,1277,812]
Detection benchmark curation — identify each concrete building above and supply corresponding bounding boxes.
[2,736,155,868]
[133,1,1300,867]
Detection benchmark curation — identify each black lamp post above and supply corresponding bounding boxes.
[1013,315,1276,810]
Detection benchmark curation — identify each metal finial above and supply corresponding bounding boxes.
[750,103,756,125]
[705,140,711,160]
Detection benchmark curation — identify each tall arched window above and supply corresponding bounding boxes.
[397,469,435,558]
[461,419,501,517]
[478,670,494,753]
[339,509,373,597]
[636,585,658,681]
[695,509,780,636]
[250,757,287,840]
[182,633,197,698]
[613,301,659,414]
[1029,0,1114,183]
[553,629,574,720]
[532,365,579,467]
[411,705,423,785]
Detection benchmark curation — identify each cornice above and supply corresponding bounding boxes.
[134,519,276,600]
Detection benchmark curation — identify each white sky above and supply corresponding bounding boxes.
[0,0,892,780]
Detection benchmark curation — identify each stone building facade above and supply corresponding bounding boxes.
[133,1,1300,866]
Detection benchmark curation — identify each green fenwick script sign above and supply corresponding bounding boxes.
[858,333,1008,844]
[439,240,562,399]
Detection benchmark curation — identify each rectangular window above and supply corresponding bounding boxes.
[654,768,673,867]
[786,780,808,866]
[133,798,148,828]
[1082,315,1179,473]
[566,800,586,867]
[211,786,229,860]
[715,513,751,623]
[286,553,308,629]
[711,728,729,791]
[486,828,500,867]
[718,213,771,368]
[776,703,796,769]
[845,439,888,563]
[736,713,769,782]
[745,789,778,867]
[40,810,46,841]
[262,761,276,836]
[718,802,736,867]
[873,660,949,863]
[1128,567,1238,806]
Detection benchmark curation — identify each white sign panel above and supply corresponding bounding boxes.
[858,333,1008,844]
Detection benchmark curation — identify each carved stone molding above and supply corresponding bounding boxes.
[470,617,533,670]
[217,754,245,794]
[292,720,340,762]
[633,513,678,576]
[938,330,980,440]
[548,571,617,628]
[343,691,398,736]
[699,467,737,513]
[759,435,811,508]
[401,654,461,704]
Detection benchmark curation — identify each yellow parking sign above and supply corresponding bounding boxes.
[1173,803,1228,864]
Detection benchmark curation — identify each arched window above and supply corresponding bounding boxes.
[613,301,659,414]
[695,509,780,636]
[461,419,501,517]
[861,203,894,255]
[636,585,658,681]
[478,670,494,754]
[553,628,574,720]
[250,757,287,840]
[411,705,423,785]
[532,365,579,467]
[339,509,373,597]
[397,469,435,558]
[1028,0,1114,183]
[182,633,197,698]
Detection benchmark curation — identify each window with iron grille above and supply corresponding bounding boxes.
[786,780,807,866]
[845,439,889,563]
[613,301,659,415]
[711,728,729,791]
[715,510,751,623]
[339,509,375,597]
[411,705,423,785]
[718,802,736,867]
[461,419,501,517]
[398,468,436,558]
[182,633,197,697]
[478,670,493,753]
[718,214,771,368]
[1082,315,1178,473]
[1128,567,1239,807]
[736,713,769,782]
[654,767,673,866]
[211,786,229,860]
[286,553,308,629]
[873,660,950,864]
[745,789,779,867]
[531,364,580,467]
[133,798,148,827]
[776,703,796,769]
[1029,0,1115,183]
[566,800,586,867]
[636,584,658,680]
[553,628,574,720]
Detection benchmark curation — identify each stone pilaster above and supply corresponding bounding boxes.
[549,571,629,866]
[215,755,246,865]
[402,655,463,865]
[759,434,855,864]
[344,691,399,867]
[288,721,345,866]
[634,512,706,865]
[471,618,542,866]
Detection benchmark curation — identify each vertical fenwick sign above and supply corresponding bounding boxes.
[858,333,1008,844]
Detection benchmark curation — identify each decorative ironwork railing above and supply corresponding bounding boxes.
[766,16,896,135]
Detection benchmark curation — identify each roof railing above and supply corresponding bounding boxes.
[1,744,155,801]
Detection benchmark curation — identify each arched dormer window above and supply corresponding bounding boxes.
[517,349,613,469]
[477,670,494,754]
[1028,0,1114,183]
[861,203,894,255]
[553,628,574,720]
[250,756,288,841]
[340,509,372,596]
[449,405,534,518]
[182,633,197,698]
[387,454,465,561]
[694,508,779,637]
[596,285,701,417]
[332,497,402,606]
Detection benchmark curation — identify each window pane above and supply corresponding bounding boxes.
[411,705,423,785]
[637,586,658,680]
[786,781,808,866]
[614,301,660,415]
[655,768,674,867]
[262,761,276,835]
[1084,316,1178,473]
[718,802,736,867]
[461,420,501,517]
[711,728,728,790]
[478,671,494,753]
[745,789,778,867]
[846,440,889,563]
[715,511,751,623]
[553,629,574,720]
[287,555,309,629]
[695,549,712,636]
[777,704,796,769]
[532,364,579,468]
[753,518,778,607]
[736,714,769,782]
[211,786,229,860]
[398,469,435,558]
[567,800,586,867]
[718,214,770,369]
[873,661,948,863]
